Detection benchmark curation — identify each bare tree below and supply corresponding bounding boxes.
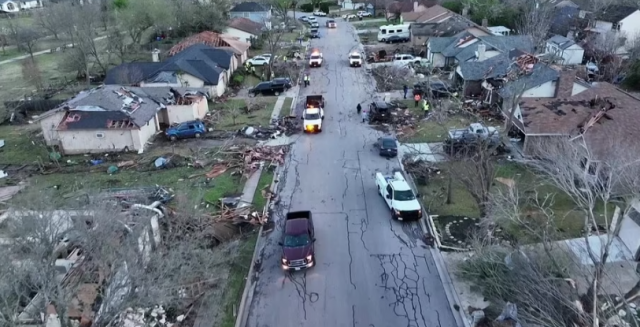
[20,57,43,91]
[0,188,241,327]
[0,33,8,55]
[71,3,113,78]
[5,20,42,59]
[271,0,294,25]
[477,136,640,326]
[33,3,69,40]
[514,1,555,52]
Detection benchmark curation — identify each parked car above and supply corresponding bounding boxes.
[342,14,357,19]
[309,28,320,38]
[375,136,398,158]
[165,120,206,141]
[313,11,327,16]
[271,77,292,89]
[357,11,372,17]
[326,20,337,28]
[298,16,308,21]
[307,16,317,22]
[386,35,409,44]
[310,22,319,28]
[249,81,287,96]
[414,81,456,98]
[246,55,270,66]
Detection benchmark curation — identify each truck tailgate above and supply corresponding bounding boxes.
[286,210,311,220]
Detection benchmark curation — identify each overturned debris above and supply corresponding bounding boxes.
[239,115,300,140]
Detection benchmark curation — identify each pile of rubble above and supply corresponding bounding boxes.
[371,66,413,91]
[240,115,300,140]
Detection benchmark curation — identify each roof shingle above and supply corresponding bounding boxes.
[228,17,264,35]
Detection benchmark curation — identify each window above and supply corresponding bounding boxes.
[613,22,621,31]
[381,28,387,34]
[243,12,250,17]
[96,133,105,138]
[6,3,15,10]
[386,185,392,195]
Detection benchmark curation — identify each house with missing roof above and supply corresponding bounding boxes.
[104,42,241,97]
[511,82,640,164]
[545,35,584,65]
[410,14,487,47]
[35,86,209,154]
[426,32,534,69]
[225,17,264,44]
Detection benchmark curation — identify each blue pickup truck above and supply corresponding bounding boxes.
[165,120,206,141]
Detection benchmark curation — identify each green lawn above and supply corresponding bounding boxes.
[217,231,258,327]
[252,165,275,212]
[202,172,244,207]
[419,162,614,240]
[0,125,51,165]
[282,97,293,115]
[213,98,277,130]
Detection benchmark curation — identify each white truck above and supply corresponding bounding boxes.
[375,171,422,221]
[349,52,363,67]
[392,54,427,67]
[303,95,325,133]
[309,50,323,67]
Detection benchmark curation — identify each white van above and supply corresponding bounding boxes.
[377,24,410,42]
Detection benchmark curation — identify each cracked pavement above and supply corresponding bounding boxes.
[244,18,458,327]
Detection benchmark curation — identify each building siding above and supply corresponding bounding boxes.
[141,73,224,97]
[523,81,557,97]
[229,12,271,29]
[165,97,208,124]
[225,27,257,44]
[39,111,66,146]
[620,10,640,38]
[57,129,138,154]
[432,53,445,67]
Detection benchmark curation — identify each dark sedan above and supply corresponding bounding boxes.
[386,35,409,44]
[249,82,286,96]
[375,136,398,158]
[309,29,320,38]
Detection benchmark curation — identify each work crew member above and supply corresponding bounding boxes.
[422,99,430,117]
[283,56,288,63]
[356,103,362,114]
[271,71,275,79]
[245,61,251,69]
[304,74,310,86]
[403,85,408,99]
[414,93,421,107]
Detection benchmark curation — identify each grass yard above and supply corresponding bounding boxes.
[252,164,275,212]
[420,161,614,241]
[282,97,293,114]
[0,124,51,165]
[0,51,77,115]
[242,74,262,88]
[217,231,258,327]
[213,98,278,130]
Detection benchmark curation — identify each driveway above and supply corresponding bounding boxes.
[245,16,458,327]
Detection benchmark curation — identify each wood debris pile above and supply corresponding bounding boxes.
[240,145,287,175]
[216,206,267,225]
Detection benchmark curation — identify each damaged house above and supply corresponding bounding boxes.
[105,43,238,97]
[35,85,209,154]
[583,5,640,56]
[426,32,534,69]
[410,13,488,47]
[510,82,640,160]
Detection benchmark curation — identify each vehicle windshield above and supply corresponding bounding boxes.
[311,55,321,59]
[305,113,321,120]
[394,190,416,201]
[311,30,318,33]
[382,139,397,148]
[350,55,361,59]
[284,234,310,247]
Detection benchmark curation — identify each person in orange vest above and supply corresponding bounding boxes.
[414,93,421,107]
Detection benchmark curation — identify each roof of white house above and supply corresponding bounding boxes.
[548,34,578,50]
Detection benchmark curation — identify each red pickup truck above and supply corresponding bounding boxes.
[279,211,316,271]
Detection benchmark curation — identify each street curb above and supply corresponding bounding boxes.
[397,158,471,327]
[234,164,283,327]
[290,84,302,116]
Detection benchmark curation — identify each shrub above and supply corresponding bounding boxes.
[300,3,313,12]
[230,72,245,87]
[319,3,330,13]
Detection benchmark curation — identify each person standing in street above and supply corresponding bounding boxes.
[414,93,421,107]
[357,103,362,114]
[403,85,408,99]
[361,109,368,123]
[303,73,310,86]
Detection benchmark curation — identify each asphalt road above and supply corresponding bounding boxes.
[245,18,458,327]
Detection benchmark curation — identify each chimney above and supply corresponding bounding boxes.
[477,43,486,61]
[556,70,577,98]
[414,1,419,12]
[152,49,160,63]
[481,18,488,27]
